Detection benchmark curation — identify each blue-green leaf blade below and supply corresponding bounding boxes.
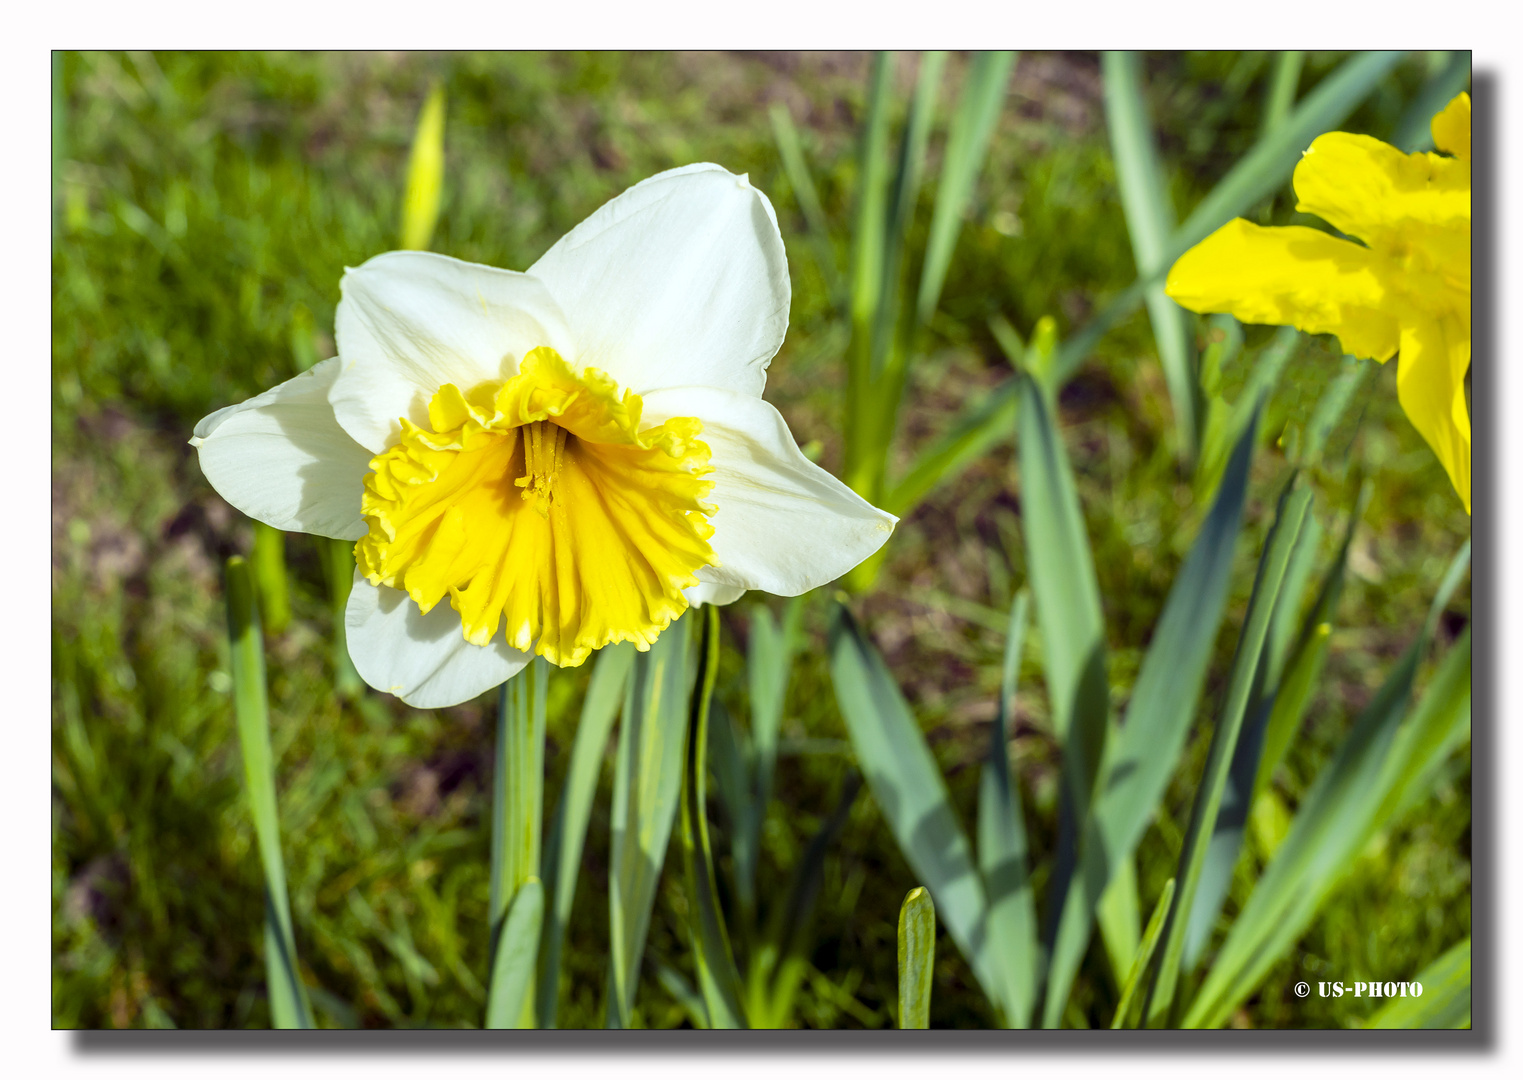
[485,877,544,1030]
[828,603,998,1004]
[538,643,633,1028]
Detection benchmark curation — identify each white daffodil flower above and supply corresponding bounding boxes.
[192,163,896,708]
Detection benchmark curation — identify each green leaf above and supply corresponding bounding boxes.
[1260,52,1305,139]
[1111,878,1174,1029]
[828,602,1002,1007]
[538,643,634,1028]
[1018,371,1118,1029]
[400,82,445,251]
[1182,504,1325,972]
[978,590,1036,1027]
[875,50,946,376]
[1367,938,1470,1029]
[897,887,936,1029]
[485,877,544,1030]
[488,660,548,1029]
[842,52,896,499]
[1183,543,1470,1028]
[1253,482,1371,802]
[1103,51,1197,459]
[1146,476,1314,1024]
[1371,623,1471,827]
[916,51,1016,326]
[225,556,312,1029]
[606,616,693,1028]
[1017,375,1107,770]
[1040,405,1259,1027]
[681,607,748,1029]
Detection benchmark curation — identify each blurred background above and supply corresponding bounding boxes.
[52,51,1470,1029]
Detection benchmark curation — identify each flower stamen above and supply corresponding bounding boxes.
[356,347,717,666]
[515,420,568,516]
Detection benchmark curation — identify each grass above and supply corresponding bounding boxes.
[52,50,1470,1029]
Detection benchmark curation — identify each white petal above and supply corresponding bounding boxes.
[190,358,372,540]
[643,387,897,596]
[528,163,790,399]
[345,575,532,709]
[331,251,575,452]
[685,581,747,607]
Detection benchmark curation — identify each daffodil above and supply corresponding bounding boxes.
[1166,93,1472,512]
[192,164,896,707]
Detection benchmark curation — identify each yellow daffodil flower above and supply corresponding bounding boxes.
[1166,93,1472,512]
[192,164,897,707]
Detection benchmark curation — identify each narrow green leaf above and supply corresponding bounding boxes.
[1254,482,1371,802]
[1393,52,1472,153]
[768,103,844,308]
[1103,51,1197,458]
[875,50,946,376]
[1111,878,1174,1029]
[485,878,544,1030]
[978,590,1036,1027]
[250,522,290,634]
[488,660,547,1029]
[897,887,936,1029]
[1041,405,1260,1027]
[1182,505,1324,971]
[843,52,896,499]
[828,603,1002,1007]
[538,643,634,1028]
[225,556,312,1030]
[1184,543,1470,1028]
[681,606,748,1029]
[916,51,1015,325]
[1372,624,1471,827]
[1145,476,1315,1024]
[1260,52,1305,138]
[1367,938,1470,1029]
[400,82,446,251]
[1018,373,1110,1029]
[1017,375,1107,762]
[606,616,692,1028]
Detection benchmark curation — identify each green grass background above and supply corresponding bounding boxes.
[52,50,1470,1029]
